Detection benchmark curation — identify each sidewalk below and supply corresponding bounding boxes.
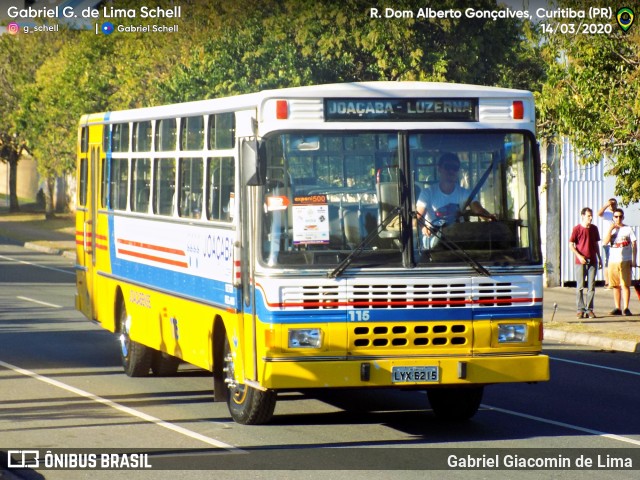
[0,208,75,260]
[1,208,639,353]
[544,285,640,353]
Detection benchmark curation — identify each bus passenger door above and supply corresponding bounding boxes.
[239,138,263,387]
[76,143,99,321]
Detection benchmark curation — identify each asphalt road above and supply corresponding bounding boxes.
[1,243,640,480]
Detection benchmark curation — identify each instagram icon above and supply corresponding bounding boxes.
[7,22,20,35]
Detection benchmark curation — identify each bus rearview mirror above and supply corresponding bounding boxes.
[242,138,266,186]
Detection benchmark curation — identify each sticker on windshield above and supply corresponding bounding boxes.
[292,195,330,245]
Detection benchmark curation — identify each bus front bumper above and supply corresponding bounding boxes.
[259,354,549,389]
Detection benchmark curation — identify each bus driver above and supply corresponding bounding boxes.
[416,152,495,247]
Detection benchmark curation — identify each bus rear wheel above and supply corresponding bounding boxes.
[427,386,483,421]
[223,338,276,425]
[118,299,153,377]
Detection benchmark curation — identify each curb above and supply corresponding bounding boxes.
[23,242,62,256]
[545,328,640,353]
[21,242,75,260]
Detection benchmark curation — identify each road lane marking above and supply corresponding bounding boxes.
[550,356,640,377]
[17,296,62,308]
[0,359,244,452]
[0,253,74,275]
[482,404,640,446]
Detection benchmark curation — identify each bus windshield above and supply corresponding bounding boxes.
[260,131,541,270]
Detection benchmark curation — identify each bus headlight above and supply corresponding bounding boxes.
[497,324,527,343]
[288,328,322,348]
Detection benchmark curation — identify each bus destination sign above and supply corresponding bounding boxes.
[324,98,478,122]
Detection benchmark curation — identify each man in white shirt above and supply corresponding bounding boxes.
[416,152,494,246]
[603,208,637,316]
[598,198,618,287]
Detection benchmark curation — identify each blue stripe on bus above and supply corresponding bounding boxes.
[107,217,241,309]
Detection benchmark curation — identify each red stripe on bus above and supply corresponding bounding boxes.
[117,248,189,268]
[117,238,186,257]
[75,232,107,240]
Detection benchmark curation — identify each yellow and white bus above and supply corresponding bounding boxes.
[76,82,549,424]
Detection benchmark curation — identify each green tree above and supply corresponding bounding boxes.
[16,23,176,215]
[537,0,640,203]
[0,32,55,211]
[18,30,115,216]
[158,0,546,103]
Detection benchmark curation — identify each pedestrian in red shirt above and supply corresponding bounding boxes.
[569,207,602,318]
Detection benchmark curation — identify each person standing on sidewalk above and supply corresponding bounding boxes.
[598,198,618,288]
[569,207,602,318]
[603,208,637,316]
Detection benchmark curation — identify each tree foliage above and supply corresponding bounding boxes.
[0,32,56,210]
[157,0,545,102]
[537,0,640,203]
[18,30,115,215]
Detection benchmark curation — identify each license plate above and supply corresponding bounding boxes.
[392,366,439,383]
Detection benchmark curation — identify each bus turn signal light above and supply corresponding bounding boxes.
[276,100,289,119]
[512,101,524,119]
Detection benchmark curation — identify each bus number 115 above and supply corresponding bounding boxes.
[348,310,370,322]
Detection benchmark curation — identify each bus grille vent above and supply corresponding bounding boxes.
[279,281,520,309]
[477,282,514,306]
[292,285,340,309]
[350,323,469,348]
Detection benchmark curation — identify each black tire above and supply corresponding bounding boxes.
[427,386,483,421]
[151,351,180,376]
[223,337,276,425]
[118,298,153,377]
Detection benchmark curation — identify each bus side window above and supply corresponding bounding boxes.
[131,158,151,213]
[206,157,234,221]
[110,158,129,210]
[112,123,130,153]
[133,121,152,152]
[78,158,88,206]
[156,118,177,151]
[100,158,108,209]
[178,157,204,219]
[181,116,205,151]
[154,158,176,216]
[208,113,235,149]
[80,126,89,154]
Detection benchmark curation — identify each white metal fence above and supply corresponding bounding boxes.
[559,139,639,285]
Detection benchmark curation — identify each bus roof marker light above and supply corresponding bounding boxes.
[512,101,524,120]
[276,100,289,120]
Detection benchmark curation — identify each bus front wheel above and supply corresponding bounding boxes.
[118,299,153,377]
[427,386,483,421]
[223,338,276,425]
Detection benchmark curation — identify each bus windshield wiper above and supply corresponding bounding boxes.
[414,212,491,277]
[328,207,401,279]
